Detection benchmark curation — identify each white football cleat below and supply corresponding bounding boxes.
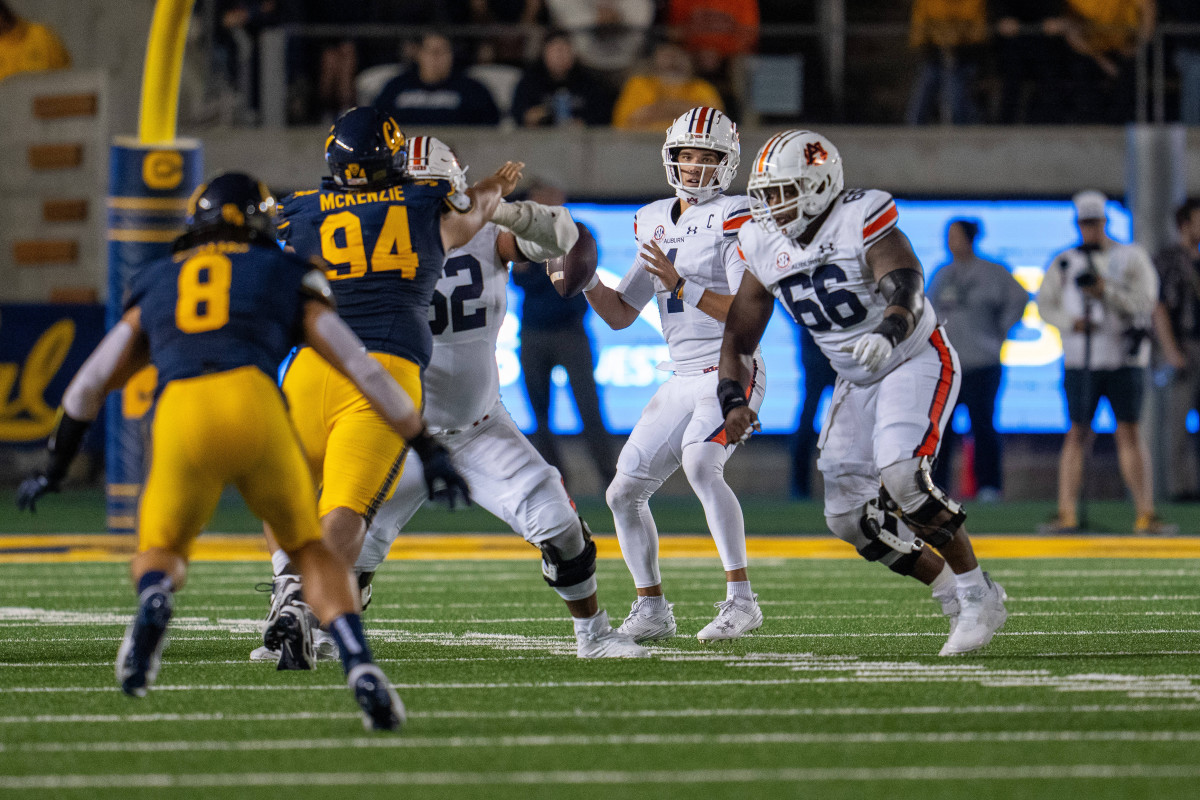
[616,597,677,643]
[697,594,763,642]
[934,590,960,638]
[939,573,1007,656]
[251,615,338,662]
[576,612,651,658]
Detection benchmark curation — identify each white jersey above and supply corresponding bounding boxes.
[617,194,752,372]
[421,223,508,433]
[738,189,936,386]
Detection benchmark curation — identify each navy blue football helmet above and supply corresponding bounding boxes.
[325,107,407,189]
[186,172,277,239]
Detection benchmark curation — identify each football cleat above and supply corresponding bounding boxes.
[934,589,960,637]
[576,611,651,658]
[939,573,1007,656]
[250,574,301,660]
[264,601,316,671]
[349,663,406,732]
[115,585,173,697]
[616,597,677,643]
[697,594,763,643]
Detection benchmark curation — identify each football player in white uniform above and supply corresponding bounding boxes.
[353,137,648,659]
[720,130,1007,656]
[582,107,766,643]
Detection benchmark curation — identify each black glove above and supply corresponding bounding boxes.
[409,428,471,510]
[16,473,57,513]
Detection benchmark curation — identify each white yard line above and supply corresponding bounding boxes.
[2,764,1200,789]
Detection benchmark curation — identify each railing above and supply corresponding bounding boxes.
[194,20,1200,129]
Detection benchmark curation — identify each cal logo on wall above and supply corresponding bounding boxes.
[0,304,106,446]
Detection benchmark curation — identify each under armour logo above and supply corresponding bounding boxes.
[687,226,698,235]
[804,142,828,166]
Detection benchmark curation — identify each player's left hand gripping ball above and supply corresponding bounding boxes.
[16,473,54,513]
[843,332,893,373]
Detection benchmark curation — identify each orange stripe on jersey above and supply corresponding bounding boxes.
[736,245,746,261]
[863,203,898,241]
[723,213,751,232]
[915,329,955,458]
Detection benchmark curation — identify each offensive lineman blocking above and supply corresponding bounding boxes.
[583,107,766,643]
[355,138,647,659]
[720,130,1008,656]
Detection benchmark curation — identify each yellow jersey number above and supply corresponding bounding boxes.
[175,253,232,333]
[319,206,419,281]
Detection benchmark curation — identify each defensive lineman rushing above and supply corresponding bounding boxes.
[719,130,1008,656]
[354,137,647,658]
[582,107,766,643]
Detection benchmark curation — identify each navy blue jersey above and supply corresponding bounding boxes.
[127,240,318,392]
[277,178,452,367]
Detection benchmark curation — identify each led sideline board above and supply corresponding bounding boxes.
[497,199,1135,436]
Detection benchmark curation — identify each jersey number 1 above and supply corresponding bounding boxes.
[176,254,232,333]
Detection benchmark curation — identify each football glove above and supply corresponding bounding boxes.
[16,473,57,513]
[843,333,893,373]
[409,429,471,510]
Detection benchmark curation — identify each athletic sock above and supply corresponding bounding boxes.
[329,613,373,674]
[638,595,668,611]
[136,571,173,596]
[572,609,609,636]
[271,550,293,578]
[929,563,955,596]
[954,566,985,593]
[727,580,754,602]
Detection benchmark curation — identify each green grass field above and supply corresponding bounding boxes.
[2,554,1199,799]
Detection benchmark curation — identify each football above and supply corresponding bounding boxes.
[546,222,597,298]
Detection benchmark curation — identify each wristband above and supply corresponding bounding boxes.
[717,378,749,418]
[680,279,705,307]
[583,273,600,292]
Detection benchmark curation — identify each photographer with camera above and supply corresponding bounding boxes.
[1036,190,1172,534]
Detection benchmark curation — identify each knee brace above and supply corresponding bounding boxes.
[879,456,965,547]
[538,517,597,599]
[826,503,924,577]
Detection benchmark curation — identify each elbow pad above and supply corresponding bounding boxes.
[492,201,580,261]
[875,269,924,343]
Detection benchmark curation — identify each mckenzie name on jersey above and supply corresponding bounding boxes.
[127,240,319,393]
[277,178,453,368]
[617,194,751,371]
[738,189,936,385]
[421,223,509,433]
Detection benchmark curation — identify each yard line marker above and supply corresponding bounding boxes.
[1,702,1197,726]
[6,730,1200,755]
[3,764,1200,789]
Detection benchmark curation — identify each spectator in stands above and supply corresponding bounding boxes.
[791,325,836,499]
[1060,0,1154,123]
[1161,0,1200,124]
[665,0,759,115]
[512,181,618,491]
[612,40,724,130]
[544,0,655,86]
[468,0,545,66]
[512,29,612,127]
[373,32,501,126]
[214,1,301,122]
[928,219,1029,502]
[906,0,988,124]
[0,0,70,82]
[1151,199,1200,501]
[992,0,1070,123]
[1037,190,1169,533]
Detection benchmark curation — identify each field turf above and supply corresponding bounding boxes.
[1,548,1199,799]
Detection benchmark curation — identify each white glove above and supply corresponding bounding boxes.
[842,333,893,373]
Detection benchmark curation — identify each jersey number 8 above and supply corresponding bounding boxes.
[319,207,419,281]
[175,254,232,333]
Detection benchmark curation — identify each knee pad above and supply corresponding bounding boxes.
[879,457,965,547]
[606,471,654,511]
[539,517,597,594]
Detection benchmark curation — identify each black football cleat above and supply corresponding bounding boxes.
[115,586,173,697]
[349,663,405,732]
[264,601,316,671]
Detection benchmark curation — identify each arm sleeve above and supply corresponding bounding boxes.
[61,321,139,421]
[615,210,655,307]
[1036,254,1072,334]
[1104,247,1158,318]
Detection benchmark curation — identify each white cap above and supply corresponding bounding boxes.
[1073,190,1108,221]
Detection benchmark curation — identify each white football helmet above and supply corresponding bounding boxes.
[404,135,471,211]
[747,130,844,239]
[662,107,740,204]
